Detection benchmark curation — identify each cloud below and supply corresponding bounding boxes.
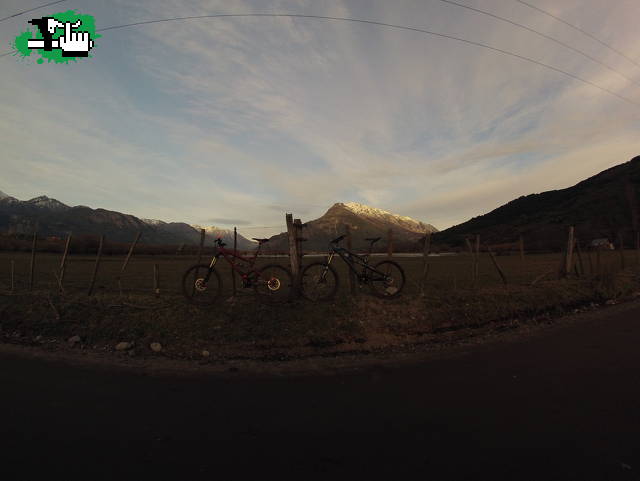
[1,0,639,237]
[205,218,252,226]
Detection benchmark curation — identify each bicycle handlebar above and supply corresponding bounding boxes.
[215,237,226,247]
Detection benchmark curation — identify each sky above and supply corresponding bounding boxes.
[1,0,639,238]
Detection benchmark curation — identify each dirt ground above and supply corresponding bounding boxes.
[2,299,640,480]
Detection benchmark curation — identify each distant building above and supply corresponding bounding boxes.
[590,238,614,250]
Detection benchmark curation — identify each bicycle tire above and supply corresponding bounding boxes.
[301,262,339,301]
[254,264,293,304]
[181,264,223,306]
[369,260,405,299]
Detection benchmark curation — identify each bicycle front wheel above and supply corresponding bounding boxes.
[301,262,339,301]
[369,260,405,298]
[254,264,293,303]
[182,264,223,306]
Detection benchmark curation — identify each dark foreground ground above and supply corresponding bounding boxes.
[2,301,639,480]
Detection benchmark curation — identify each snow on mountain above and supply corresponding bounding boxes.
[25,195,70,211]
[191,224,231,235]
[141,218,167,226]
[341,202,437,233]
[0,191,18,204]
[191,225,257,249]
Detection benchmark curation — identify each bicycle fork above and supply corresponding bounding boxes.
[198,256,218,286]
[321,252,335,281]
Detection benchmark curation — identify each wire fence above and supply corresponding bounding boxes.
[2,225,638,310]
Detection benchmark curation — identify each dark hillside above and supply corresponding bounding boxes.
[433,156,640,251]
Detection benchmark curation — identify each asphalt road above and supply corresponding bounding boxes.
[2,302,640,480]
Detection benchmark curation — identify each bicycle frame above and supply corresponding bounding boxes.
[326,245,389,282]
[209,243,263,280]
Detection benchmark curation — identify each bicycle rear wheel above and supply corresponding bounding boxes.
[369,260,405,298]
[301,262,339,301]
[254,264,293,303]
[181,264,223,306]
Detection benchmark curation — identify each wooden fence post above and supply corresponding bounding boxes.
[636,231,640,266]
[518,235,525,263]
[58,232,72,292]
[345,224,356,296]
[196,228,205,265]
[387,228,393,259]
[487,245,508,285]
[10,260,15,292]
[564,226,575,277]
[465,238,475,285]
[87,235,104,296]
[420,231,431,297]
[586,245,594,275]
[232,227,237,296]
[28,231,37,291]
[294,218,305,270]
[153,263,160,297]
[618,231,625,269]
[118,232,141,295]
[575,238,585,277]
[286,214,300,293]
[192,228,206,297]
[474,235,480,283]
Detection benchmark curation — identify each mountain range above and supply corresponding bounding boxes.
[0,192,256,250]
[4,154,637,254]
[433,155,640,250]
[0,192,436,252]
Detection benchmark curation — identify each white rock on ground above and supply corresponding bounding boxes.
[68,335,81,345]
[115,341,133,351]
[150,342,162,353]
[201,350,210,357]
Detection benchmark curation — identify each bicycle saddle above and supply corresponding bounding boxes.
[252,238,270,244]
[365,237,381,244]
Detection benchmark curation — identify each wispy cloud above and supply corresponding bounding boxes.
[1,0,638,236]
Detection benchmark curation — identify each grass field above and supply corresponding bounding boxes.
[1,249,638,361]
[0,248,635,296]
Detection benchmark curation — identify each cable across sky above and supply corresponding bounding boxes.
[98,13,640,108]
[0,0,67,23]
[0,9,638,108]
[435,0,640,88]
[514,0,640,71]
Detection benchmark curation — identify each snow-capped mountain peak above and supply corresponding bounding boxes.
[0,190,10,200]
[340,202,436,233]
[141,218,166,226]
[343,202,406,220]
[26,195,70,211]
[191,224,229,234]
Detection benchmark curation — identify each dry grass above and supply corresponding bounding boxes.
[1,247,639,361]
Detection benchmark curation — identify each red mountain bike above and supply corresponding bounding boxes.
[181,237,292,305]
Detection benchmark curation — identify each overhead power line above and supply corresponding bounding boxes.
[0,0,67,23]
[515,0,640,71]
[436,0,640,88]
[1,13,638,107]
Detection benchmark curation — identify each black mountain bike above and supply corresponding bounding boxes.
[301,235,405,301]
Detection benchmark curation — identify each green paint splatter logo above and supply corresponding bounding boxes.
[13,10,100,64]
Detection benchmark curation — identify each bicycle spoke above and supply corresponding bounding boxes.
[369,260,405,298]
[301,262,339,301]
[254,264,293,303]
